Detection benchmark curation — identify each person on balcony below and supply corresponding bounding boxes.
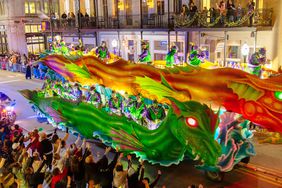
[85,12,90,27]
[96,41,110,61]
[138,41,151,64]
[68,12,75,27]
[227,0,236,22]
[189,1,198,19]
[77,11,84,27]
[209,7,217,23]
[236,4,242,21]
[61,12,67,28]
[165,45,179,68]
[217,0,226,25]
[180,4,189,16]
[248,0,255,26]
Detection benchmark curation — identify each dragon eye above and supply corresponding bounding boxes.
[185,117,198,128]
[274,91,282,101]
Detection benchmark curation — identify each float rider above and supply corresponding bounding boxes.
[139,40,152,64]
[165,45,179,68]
[189,50,202,66]
[96,41,110,61]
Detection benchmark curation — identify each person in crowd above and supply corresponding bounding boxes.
[248,0,255,26]
[38,132,53,169]
[25,129,40,154]
[236,3,242,21]
[21,54,27,73]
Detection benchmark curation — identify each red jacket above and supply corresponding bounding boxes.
[51,167,68,188]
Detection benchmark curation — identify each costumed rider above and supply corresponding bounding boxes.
[138,40,152,64]
[86,86,101,108]
[189,50,201,66]
[145,100,166,130]
[128,94,146,125]
[96,41,110,61]
[165,44,180,68]
[248,48,266,77]
[72,83,83,102]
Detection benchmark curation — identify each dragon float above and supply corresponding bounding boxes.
[19,53,268,181]
[20,87,255,181]
[37,55,282,133]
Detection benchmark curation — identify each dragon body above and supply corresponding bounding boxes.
[20,90,221,168]
[40,55,282,133]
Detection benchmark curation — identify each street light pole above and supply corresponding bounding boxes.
[48,0,54,41]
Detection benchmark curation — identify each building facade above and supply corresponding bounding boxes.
[0,0,281,70]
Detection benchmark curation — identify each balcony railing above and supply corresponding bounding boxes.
[49,13,174,31]
[45,8,272,32]
[174,8,273,28]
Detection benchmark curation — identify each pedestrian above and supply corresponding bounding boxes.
[25,60,32,79]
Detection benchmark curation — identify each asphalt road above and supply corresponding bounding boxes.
[1,70,282,188]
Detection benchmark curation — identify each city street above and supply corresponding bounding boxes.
[1,70,282,188]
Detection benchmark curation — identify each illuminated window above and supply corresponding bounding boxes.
[26,36,45,54]
[25,1,41,15]
[25,24,41,33]
[25,25,31,33]
[29,2,36,14]
[31,25,38,32]
[43,2,48,14]
[25,2,29,14]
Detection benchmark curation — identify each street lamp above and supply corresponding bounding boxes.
[112,39,118,55]
[241,43,250,63]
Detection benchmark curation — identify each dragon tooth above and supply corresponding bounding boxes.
[201,159,204,163]
[193,155,200,161]
[192,150,195,155]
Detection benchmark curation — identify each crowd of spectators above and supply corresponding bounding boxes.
[180,0,256,26]
[0,119,164,188]
[0,52,47,80]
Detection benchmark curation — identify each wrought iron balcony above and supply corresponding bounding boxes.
[44,8,273,32]
[174,8,273,28]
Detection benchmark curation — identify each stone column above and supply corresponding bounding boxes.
[5,0,28,55]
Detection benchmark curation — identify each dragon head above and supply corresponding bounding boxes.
[168,98,221,167]
[228,74,282,132]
